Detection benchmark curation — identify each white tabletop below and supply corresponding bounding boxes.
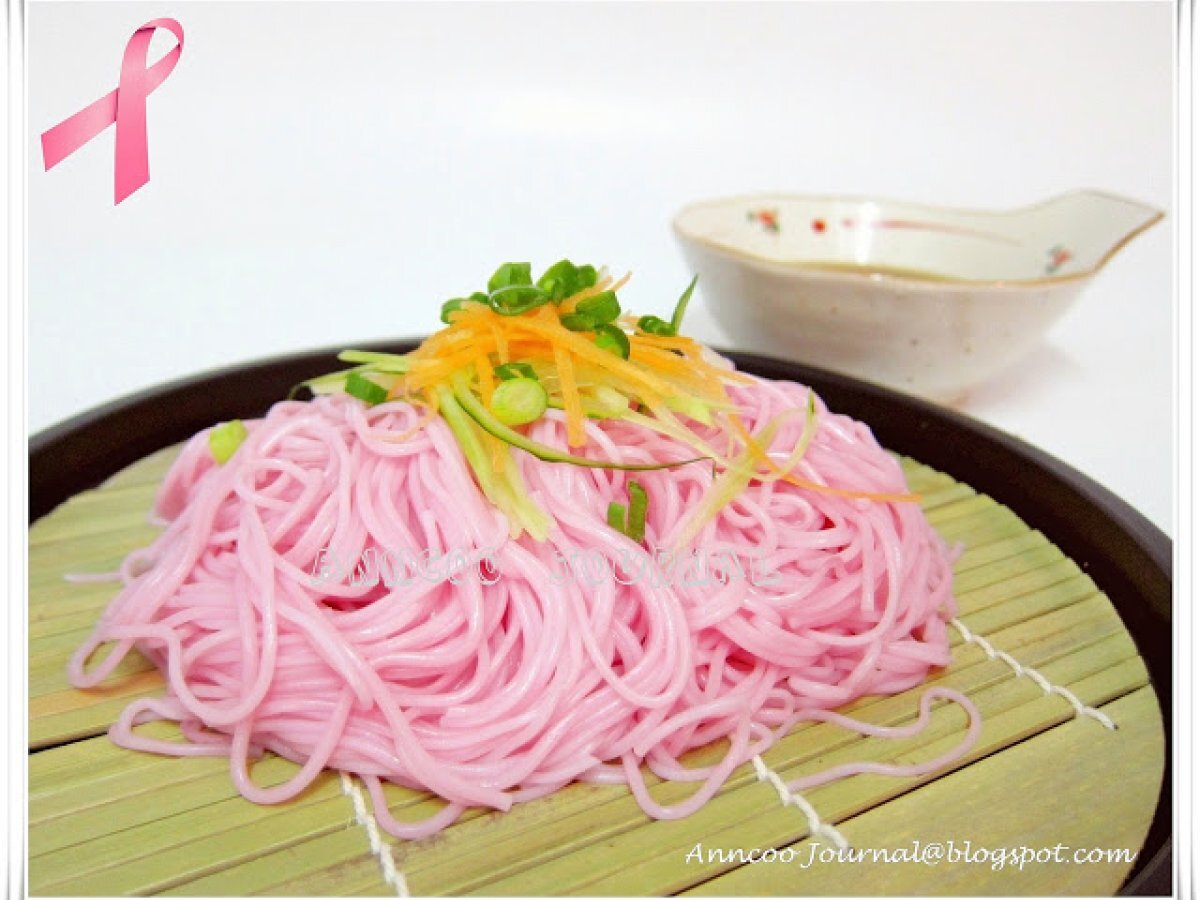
[28,1,1174,536]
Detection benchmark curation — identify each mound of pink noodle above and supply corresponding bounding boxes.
[69,369,979,838]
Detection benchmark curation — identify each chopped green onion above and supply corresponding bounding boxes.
[575,290,620,325]
[594,324,631,359]
[345,371,389,406]
[560,312,597,331]
[637,315,675,336]
[577,264,598,289]
[536,259,583,301]
[607,502,627,532]
[626,481,648,541]
[494,362,537,381]
[605,482,649,541]
[487,262,533,294]
[489,285,551,316]
[489,377,548,426]
[670,275,699,333]
[209,419,248,464]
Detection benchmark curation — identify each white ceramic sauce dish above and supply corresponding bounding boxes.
[673,191,1163,402]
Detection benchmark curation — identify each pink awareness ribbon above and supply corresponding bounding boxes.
[41,18,184,204]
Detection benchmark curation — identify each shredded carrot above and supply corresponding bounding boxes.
[629,334,696,349]
[491,315,674,402]
[520,306,584,446]
[777,476,920,504]
[628,342,703,372]
[473,350,496,407]
[628,344,727,394]
[625,331,756,386]
[398,296,749,444]
[503,341,556,361]
[451,303,506,328]
[405,349,483,391]
[418,325,479,357]
[490,322,509,364]
[553,342,586,447]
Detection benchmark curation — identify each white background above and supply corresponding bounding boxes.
[28,0,1175,534]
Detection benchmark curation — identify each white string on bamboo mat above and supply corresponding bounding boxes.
[340,771,411,897]
[949,617,1116,729]
[751,754,849,850]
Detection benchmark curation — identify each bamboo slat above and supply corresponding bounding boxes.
[683,686,1162,897]
[28,447,1165,896]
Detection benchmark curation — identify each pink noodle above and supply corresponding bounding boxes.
[67,369,980,837]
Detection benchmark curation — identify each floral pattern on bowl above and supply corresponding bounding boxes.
[673,190,1163,401]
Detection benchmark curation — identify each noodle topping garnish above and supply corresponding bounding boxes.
[293,260,917,540]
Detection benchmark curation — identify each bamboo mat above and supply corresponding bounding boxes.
[29,445,1164,896]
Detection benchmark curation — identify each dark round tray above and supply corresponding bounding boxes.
[28,343,1172,894]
